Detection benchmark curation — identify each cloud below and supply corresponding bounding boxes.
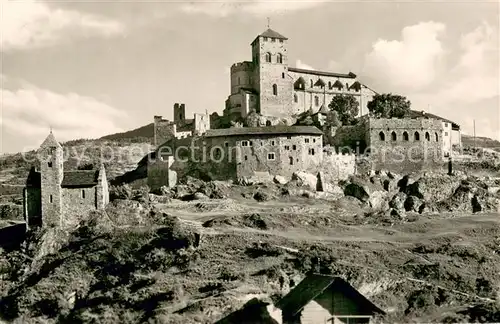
[363,21,446,92]
[1,75,126,150]
[0,0,125,52]
[295,59,315,70]
[360,21,498,140]
[180,0,322,17]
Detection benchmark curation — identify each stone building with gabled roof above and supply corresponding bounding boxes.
[276,274,385,324]
[23,131,109,229]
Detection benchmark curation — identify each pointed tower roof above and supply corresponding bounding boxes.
[251,28,288,45]
[40,131,62,148]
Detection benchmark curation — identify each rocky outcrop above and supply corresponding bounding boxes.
[291,172,317,190]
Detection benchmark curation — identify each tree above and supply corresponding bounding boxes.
[367,93,411,118]
[326,111,341,127]
[328,94,360,126]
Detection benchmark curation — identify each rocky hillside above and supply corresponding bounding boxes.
[0,172,499,323]
[462,135,500,150]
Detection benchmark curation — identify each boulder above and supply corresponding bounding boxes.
[368,191,389,211]
[344,181,370,203]
[389,192,407,211]
[404,196,422,212]
[253,190,272,202]
[193,192,209,200]
[344,177,385,205]
[174,185,192,199]
[382,178,398,192]
[397,175,416,192]
[273,175,288,185]
[405,176,461,202]
[291,171,318,190]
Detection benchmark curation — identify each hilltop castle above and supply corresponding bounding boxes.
[223,28,377,121]
[24,131,109,229]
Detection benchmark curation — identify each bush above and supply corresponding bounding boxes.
[109,184,133,200]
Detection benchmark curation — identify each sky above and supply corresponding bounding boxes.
[1,0,499,153]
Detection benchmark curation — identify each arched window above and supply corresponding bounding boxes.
[425,132,430,141]
[272,84,278,95]
[435,132,439,142]
[277,53,283,64]
[391,131,397,141]
[265,52,271,63]
[310,79,313,88]
[414,131,420,141]
[403,131,409,141]
[379,132,385,141]
[294,94,298,103]
[314,96,319,106]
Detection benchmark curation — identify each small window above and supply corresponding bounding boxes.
[305,138,310,143]
[224,142,229,147]
[310,80,313,88]
[379,132,385,141]
[268,153,275,160]
[263,37,268,41]
[285,145,290,150]
[445,132,449,136]
[414,132,420,141]
[425,132,430,141]
[272,84,278,96]
[314,96,319,106]
[82,190,85,199]
[249,141,253,146]
[241,141,249,147]
[265,52,271,63]
[292,145,297,150]
[279,39,283,43]
[403,131,409,141]
[277,53,283,64]
[294,94,298,103]
[289,156,293,165]
[271,141,275,146]
[287,136,292,139]
[282,72,285,79]
[313,139,316,143]
[266,120,272,126]
[444,122,448,127]
[271,38,275,42]
[49,195,53,203]
[435,133,439,141]
[391,131,397,141]
[328,81,332,89]
[309,148,315,155]
[244,155,248,161]
[48,162,52,168]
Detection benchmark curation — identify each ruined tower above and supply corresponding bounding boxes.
[174,103,186,124]
[251,29,294,117]
[39,131,64,227]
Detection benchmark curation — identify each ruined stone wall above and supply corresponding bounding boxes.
[147,156,177,191]
[154,116,176,147]
[61,187,97,228]
[174,103,186,123]
[321,151,356,181]
[194,113,210,136]
[367,117,444,173]
[25,187,41,226]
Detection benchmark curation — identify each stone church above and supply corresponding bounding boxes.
[224,28,377,121]
[23,131,110,229]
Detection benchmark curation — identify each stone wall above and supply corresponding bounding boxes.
[25,187,41,227]
[203,133,323,180]
[230,62,254,95]
[154,116,176,147]
[147,155,177,191]
[320,150,356,181]
[367,117,444,173]
[61,187,97,228]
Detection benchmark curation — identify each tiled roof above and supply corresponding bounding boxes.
[204,126,323,138]
[258,28,288,40]
[40,132,62,148]
[276,274,385,317]
[289,67,357,79]
[61,170,99,188]
[406,110,460,128]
